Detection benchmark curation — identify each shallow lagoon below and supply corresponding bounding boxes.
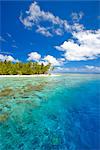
[0,74,100,150]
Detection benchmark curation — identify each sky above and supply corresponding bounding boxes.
[0,0,100,73]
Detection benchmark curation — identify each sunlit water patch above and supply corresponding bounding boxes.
[0,74,100,150]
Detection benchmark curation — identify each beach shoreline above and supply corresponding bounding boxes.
[0,74,60,77]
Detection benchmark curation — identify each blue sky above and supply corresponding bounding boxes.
[0,0,100,73]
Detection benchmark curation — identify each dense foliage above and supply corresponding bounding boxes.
[0,61,51,75]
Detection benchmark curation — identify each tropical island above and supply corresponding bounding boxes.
[0,61,52,75]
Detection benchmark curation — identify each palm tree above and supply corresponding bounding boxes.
[0,61,51,75]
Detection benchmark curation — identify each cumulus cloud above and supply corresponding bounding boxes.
[27,52,41,61]
[27,51,65,66]
[0,54,19,62]
[71,23,84,32]
[43,55,60,66]
[19,1,69,36]
[55,29,100,61]
[44,55,65,66]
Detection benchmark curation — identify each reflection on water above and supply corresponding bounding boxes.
[0,74,100,150]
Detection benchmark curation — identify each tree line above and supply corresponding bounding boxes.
[0,61,52,75]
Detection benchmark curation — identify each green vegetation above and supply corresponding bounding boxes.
[0,61,51,75]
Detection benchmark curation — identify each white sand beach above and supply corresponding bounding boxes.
[0,74,60,77]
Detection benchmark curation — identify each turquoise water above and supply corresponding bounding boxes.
[0,74,100,150]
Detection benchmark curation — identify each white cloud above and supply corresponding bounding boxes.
[27,52,41,61]
[6,56,16,62]
[36,26,53,37]
[43,55,65,66]
[85,65,94,69]
[19,2,86,37]
[19,1,69,36]
[53,65,100,73]
[38,61,48,66]
[44,55,60,66]
[85,65,100,72]
[36,26,64,37]
[0,51,13,55]
[27,51,65,66]
[71,12,84,22]
[71,23,84,32]
[0,54,5,61]
[54,46,63,51]
[55,29,100,61]
[53,28,64,36]
[0,54,19,62]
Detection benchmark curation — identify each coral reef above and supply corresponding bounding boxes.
[0,113,9,122]
[0,87,14,97]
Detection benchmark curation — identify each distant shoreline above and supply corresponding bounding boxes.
[0,74,99,78]
[0,74,60,77]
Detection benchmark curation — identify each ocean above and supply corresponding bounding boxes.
[0,74,100,150]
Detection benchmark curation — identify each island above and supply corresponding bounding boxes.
[0,61,53,75]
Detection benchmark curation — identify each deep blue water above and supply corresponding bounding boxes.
[0,74,100,150]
